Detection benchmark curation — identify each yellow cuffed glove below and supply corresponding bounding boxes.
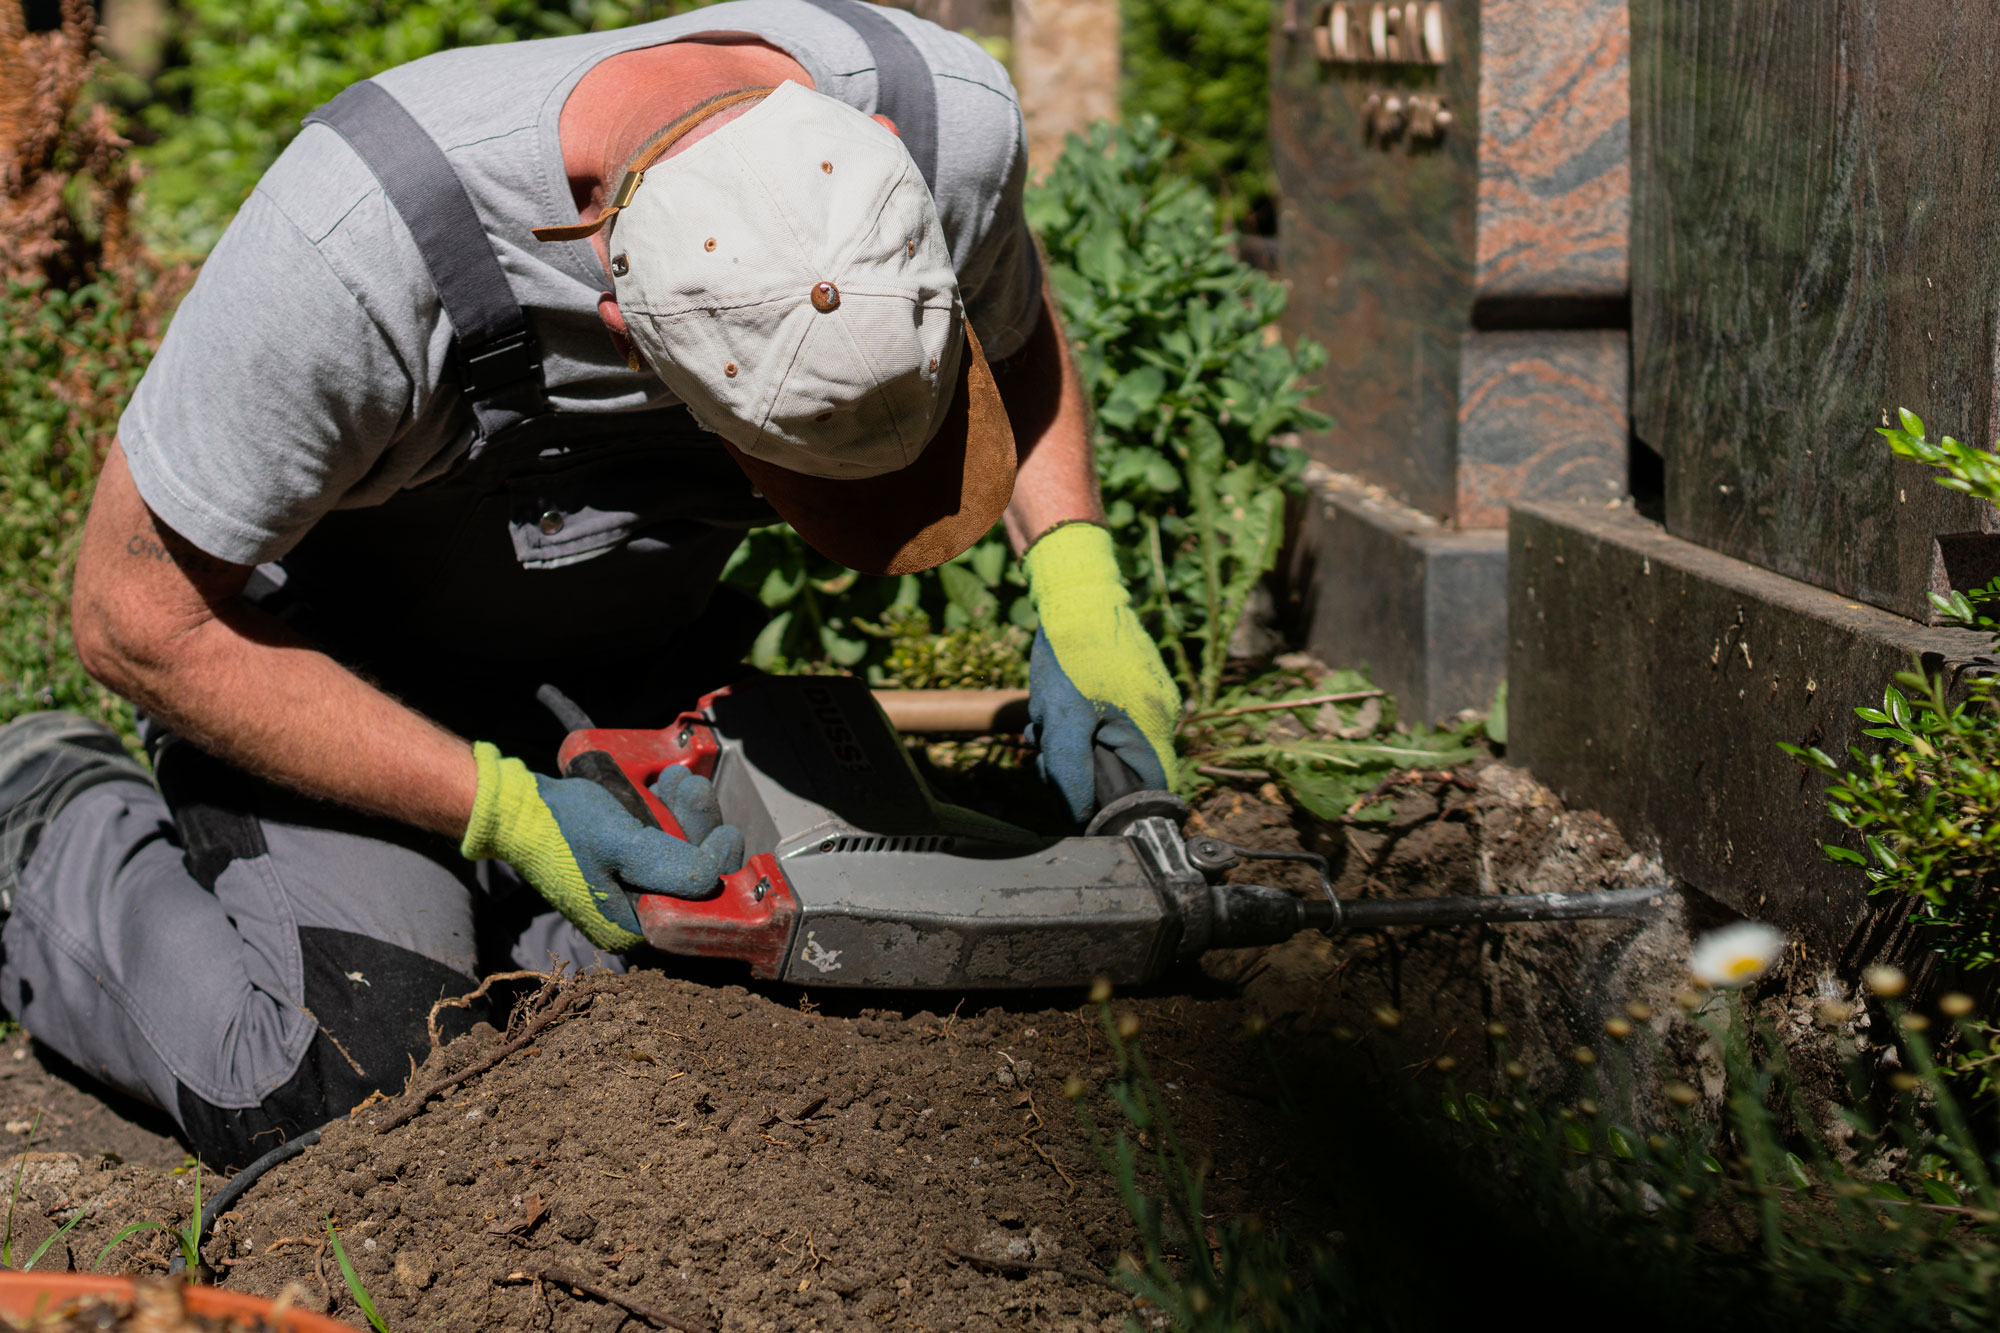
[1022,521,1183,822]
[460,742,744,951]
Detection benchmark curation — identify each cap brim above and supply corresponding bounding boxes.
[724,322,1017,577]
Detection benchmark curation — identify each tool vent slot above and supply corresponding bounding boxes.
[828,834,955,854]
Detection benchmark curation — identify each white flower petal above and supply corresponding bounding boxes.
[1689,920,1786,989]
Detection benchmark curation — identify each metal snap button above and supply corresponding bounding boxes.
[539,510,565,536]
[810,281,840,313]
[610,253,629,277]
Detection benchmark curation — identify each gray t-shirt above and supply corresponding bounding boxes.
[119,0,1041,566]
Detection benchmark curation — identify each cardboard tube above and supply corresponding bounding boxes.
[872,689,1032,734]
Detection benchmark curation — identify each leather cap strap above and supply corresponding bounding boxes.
[531,86,777,244]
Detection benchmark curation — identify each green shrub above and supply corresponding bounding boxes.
[0,279,160,736]
[1120,0,1275,227]
[1026,115,1327,711]
[1785,409,2000,971]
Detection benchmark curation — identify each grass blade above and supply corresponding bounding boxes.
[23,1205,91,1271]
[325,1216,389,1333]
[181,1162,202,1272]
[93,1221,167,1272]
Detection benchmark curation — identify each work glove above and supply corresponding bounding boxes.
[460,744,745,951]
[1021,521,1182,823]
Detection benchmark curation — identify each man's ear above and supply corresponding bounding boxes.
[598,291,640,369]
[872,113,900,138]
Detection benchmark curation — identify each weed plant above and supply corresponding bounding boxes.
[94,1161,202,1274]
[1786,408,2000,971]
[1175,656,1487,820]
[326,1216,391,1332]
[1078,974,2000,1330]
[1068,987,1354,1330]
[1026,117,1327,715]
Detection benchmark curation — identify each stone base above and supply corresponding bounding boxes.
[1509,499,1995,960]
[1292,470,1507,724]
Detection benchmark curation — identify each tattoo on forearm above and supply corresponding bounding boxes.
[124,531,233,578]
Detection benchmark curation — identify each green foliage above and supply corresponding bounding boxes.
[134,0,701,257]
[1026,116,1327,712]
[0,277,158,739]
[861,606,1030,691]
[1427,991,2000,1327]
[722,526,1031,685]
[1179,659,1486,820]
[1120,0,1275,225]
[1785,409,2000,971]
[1881,406,2000,506]
[1786,673,2000,971]
[1084,973,2000,1328]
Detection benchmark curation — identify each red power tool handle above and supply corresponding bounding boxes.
[556,716,799,980]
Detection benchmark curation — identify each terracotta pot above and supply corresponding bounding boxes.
[0,1272,353,1330]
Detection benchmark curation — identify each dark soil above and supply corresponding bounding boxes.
[0,761,1762,1330]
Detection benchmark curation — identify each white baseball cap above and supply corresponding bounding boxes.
[534,80,1017,576]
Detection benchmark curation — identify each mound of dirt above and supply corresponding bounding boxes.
[0,759,1788,1330]
[187,972,1323,1333]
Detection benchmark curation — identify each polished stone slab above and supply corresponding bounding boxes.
[1632,0,2000,621]
[1273,0,1630,521]
[1457,328,1629,528]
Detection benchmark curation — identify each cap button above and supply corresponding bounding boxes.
[810,281,841,313]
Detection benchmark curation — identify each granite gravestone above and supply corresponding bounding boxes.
[1271,0,1631,718]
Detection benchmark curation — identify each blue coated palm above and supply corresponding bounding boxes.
[1026,627,1171,823]
[534,766,746,934]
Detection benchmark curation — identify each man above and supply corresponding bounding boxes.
[0,0,1178,1166]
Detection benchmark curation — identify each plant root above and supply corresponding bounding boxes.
[426,968,548,1049]
[377,971,594,1133]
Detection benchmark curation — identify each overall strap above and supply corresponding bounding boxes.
[800,0,939,195]
[304,82,546,437]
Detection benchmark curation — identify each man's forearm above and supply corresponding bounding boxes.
[997,282,1101,553]
[99,610,480,838]
[73,443,480,839]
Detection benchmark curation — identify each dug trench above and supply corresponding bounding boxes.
[0,760,1841,1329]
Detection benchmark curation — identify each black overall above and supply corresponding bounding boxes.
[0,1,946,1168]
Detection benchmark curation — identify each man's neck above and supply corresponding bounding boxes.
[560,38,812,265]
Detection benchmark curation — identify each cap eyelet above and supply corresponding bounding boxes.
[821,160,833,174]
[610,253,629,277]
[724,362,738,377]
[906,240,915,258]
[703,237,717,252]
[810,282,841,313]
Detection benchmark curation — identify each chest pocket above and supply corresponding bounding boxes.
[503,430,778,571]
